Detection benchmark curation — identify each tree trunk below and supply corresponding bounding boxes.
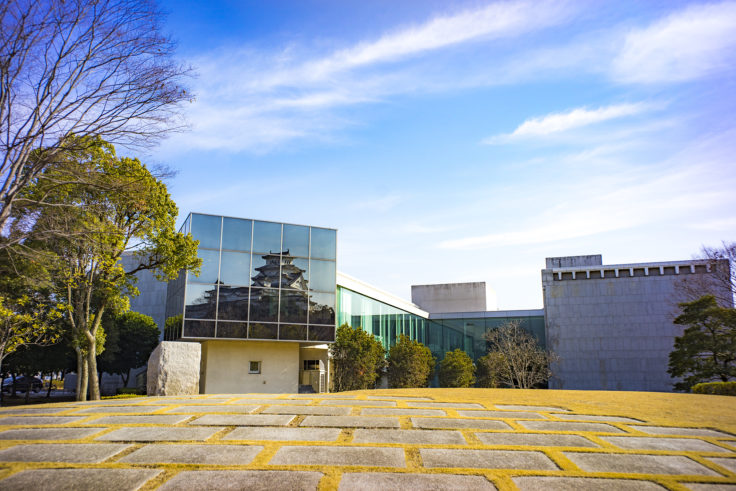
[46,373,53,398]
[87,343,100,400]
[24,374,30,404]
[122,369,130,388]
[77,354,89,402]
[11,373,16,397]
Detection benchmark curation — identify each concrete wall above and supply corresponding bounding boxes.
[546,255,602,268]
[411,282,486,313]
[200,340,299,393]
[543,258,722,392]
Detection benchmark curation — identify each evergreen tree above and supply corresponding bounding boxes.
[668,295,736,391]
[387,334,435,388]
[330,324,385,391]
[438,349,475,388]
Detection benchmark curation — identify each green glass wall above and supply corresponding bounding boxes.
[336,286,545,362]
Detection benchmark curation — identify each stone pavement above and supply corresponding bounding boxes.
[0,394,734,490]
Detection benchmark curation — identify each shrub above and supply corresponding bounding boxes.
[438,349,475,388]
[692,381,736,396]
[330,324,385,391]
[387,335,435,388]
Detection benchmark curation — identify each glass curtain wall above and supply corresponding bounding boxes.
[165,213,337,343]
[336,287,545,361]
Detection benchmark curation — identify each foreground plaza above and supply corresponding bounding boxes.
[0,391,734,490]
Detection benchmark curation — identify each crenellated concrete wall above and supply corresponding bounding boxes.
[543,258,729,392]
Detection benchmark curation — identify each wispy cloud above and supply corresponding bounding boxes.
[611,1,736,83]
[159,1,736,155]
[482,102,655,144]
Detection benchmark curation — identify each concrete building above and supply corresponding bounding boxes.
[129,212,732,394]
[542,255,732,392]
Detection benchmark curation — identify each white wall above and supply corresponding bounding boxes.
[200,340,299,393]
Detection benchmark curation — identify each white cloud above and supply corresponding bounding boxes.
[611,1,736,83]
[307,0,574,76]
[160,1,578,154]
[483,102,655,144]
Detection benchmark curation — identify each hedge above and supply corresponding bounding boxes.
[691,381,736,396]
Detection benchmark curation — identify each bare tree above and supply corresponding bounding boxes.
[675,242,735,308]
[0,0,192,239]
[481,320,558,389]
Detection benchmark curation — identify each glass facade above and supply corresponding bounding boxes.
[336,286,545,362]
[165,213,337,343]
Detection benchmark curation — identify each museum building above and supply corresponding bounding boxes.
[131,212,730,394]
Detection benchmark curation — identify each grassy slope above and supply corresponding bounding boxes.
[343,388,736,434]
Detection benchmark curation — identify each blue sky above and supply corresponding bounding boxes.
[148,0,736,309]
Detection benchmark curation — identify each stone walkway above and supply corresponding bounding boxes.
[0,394,734,490]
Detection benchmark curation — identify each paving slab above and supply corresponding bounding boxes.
[260,405,351,416]
[632,426,733,438]
[72,399,147,405]
[554,413,642,423]
[420,448,557,470]
[189,414,294,426]
[119,443,263,464]
[706,457,736,473]
[683,484,736,491]
[0,443,130,463]
[456,410,546,419]
[0,416,88,425]
[513,476,667,490]
[564,452,721,476]
[365,396,433,401]
[158,470,322,491]
[0,407,70,415]
[223,427,341,442]
[0,468,161,491]
[164,405,259,413]
[270,445,405,467]
[519,420,624,433]
[602,436,733,453]
[353,429,467,445]
[96,426,223,441]
[0,427,106,440]
[319,400,396,407]
[72,406,167,414]
[301,416,400,428]
[84,415,191,425]
[293,394,355,398]
[144,398,230,404]
[339,472,496,490]
[475,432,599,448]
[407,402,484,409]
[361,408,446,417]
[495,405,570,412]
[233,399,315,405]
[411,417,511,430]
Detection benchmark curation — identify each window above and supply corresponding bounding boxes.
[249,361,261,374]
[303,360,320,371]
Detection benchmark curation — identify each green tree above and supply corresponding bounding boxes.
[0,257,61,388]
[476,351,509,388]
[387,334,435,388]
[438,349,475,388]
[668,295,736,391]
[98,311,160,387]
[330,324,385,392]
[10,136,199,400]
[483,320,557,389]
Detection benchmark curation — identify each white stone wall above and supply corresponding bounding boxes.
[200,340,299,393]
[543,259,727,392]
